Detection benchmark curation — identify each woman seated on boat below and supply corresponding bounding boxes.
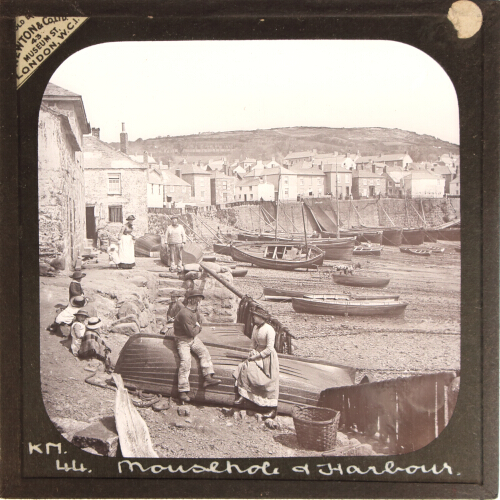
[233,308,279,419]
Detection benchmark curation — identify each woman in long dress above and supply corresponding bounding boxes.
[233,308,279,418]
[118,215,136,269]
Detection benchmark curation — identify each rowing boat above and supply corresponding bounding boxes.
[353,245,382,256]
[262,287,399,302]
[291,297,408,317]
[134,234,161,257]
[400,247,432,256]
[113,329,356,416]
[332,274,391,288]
[231,243,324,270]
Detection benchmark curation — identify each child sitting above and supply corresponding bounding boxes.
[70,309,88,356]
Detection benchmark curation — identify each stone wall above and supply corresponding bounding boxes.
[38,107,86,269]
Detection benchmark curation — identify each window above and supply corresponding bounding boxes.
[108,174,121,194]
[249,186,252,191]
[200,191,205,199]
[223,181,227,190]
[284,188,289,196]
[170,185,175,192]
[239,186,242,191]
[109,206,122,223]
[345,174,350,184]
[284,176,288,184]
[317,177,322,184]
[250,194,253,200]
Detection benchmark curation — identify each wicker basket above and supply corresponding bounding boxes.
[292,405,341,451]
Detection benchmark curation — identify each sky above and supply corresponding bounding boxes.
[49,40,460,145]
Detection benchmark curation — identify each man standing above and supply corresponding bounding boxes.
[166,216,186,272]
[173,289,221,402]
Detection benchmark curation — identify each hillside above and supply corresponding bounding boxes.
[109,127,459,164]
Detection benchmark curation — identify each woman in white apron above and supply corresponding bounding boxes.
[118,215,136,269]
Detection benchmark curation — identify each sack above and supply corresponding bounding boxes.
[79,331,110,362]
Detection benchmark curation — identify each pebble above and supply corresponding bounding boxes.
[226,422,233,427]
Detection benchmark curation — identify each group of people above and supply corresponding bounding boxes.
[47,272,111,368]
[168,288,279,418]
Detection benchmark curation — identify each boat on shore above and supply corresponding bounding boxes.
[213,243,232,256]
[263,287,400,302]
[291,297,408,317]
[423,227,461,242]
[400,247,432,256]
[402,229,425,245]
[322,229,383,245]
[113,327,356,416]
[332,274,391,288]
[135,234,161,257]
[361,226,403,246]
[231,243,325,270]
[353,245,382,256]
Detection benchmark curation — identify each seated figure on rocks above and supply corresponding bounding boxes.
[69,271,86,300]
[47,295,88,336]
[79,317,113,372]
[173,289,221,402]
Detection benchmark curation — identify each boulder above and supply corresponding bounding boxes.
[51,417,89,442]
[129,276,148,287]
[118,302,140,318]
[110,322,140,336]
[157,287,180,298]
[139,310,151,328]
[111,315,140,329]
[71,416,119,457]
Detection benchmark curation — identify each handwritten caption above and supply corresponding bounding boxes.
[28,441,460,478]
[15,16,88,88]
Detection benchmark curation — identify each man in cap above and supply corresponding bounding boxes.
[69,271,86,300]
[167,290,185,322]
[173,289,221,402]
[166,216,186,272]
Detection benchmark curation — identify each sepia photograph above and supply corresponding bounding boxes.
[39,39,461,459]
[3,3,498,497]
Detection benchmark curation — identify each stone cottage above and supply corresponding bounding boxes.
[38,82,91,269]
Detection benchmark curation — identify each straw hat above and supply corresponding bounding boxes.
[70,271,86,279]
[70,295,87,308]
[86,317,102,330]
[126,215,136,221]
[75,309,89,318]
[185,289,205,300]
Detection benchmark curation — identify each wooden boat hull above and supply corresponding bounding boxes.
[381,228,403,246]
[292,297,408,316]
[113,332,356,415]
[400,247,431,256]
[332,275,390,288]
[135,234,161,257]
[161,242,204,266]
[263,287,399,302]
[424,228,461,242]
[231,269,248,278]
[231,243,325,270]
[213,243,232,256]
[402,229,425,245]
[353,246,382,256]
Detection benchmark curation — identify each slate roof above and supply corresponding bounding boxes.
[83,135,144,167]
[352,170,383,178]
[175,163,212,175]
[161,169,191,186]
[284,150,315,160]
[402,171,443,180]
[321,164,352,174]
[356,153,410,163]
[245,166,296,177]
[289,166,326,176]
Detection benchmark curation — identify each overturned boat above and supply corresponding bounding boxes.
[231,242,325,270]
[113,325,355,416]
[292,297,408,317]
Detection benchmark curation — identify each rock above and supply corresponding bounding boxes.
[157,287,180,298]
[50,256,65,270]
[51,417,89,442]
[110,322,140,335]
[275,416,294,431]
[130,276,148,287]
[183,263,201,272]
[226,422,233,427]
[336,432,350,446]
[81,447,101,455]
[183,271,199,281]
[71,416,119,457]
[138,310,151,328]
[233,411,242,421]
[256,414,263,423]
[111,315,140,329]
[177,407,190,417]
[265,419,280,430]
[118,302,139,318]
[201,262,221,273]
[221,408,235,417]
[185,417,193,424]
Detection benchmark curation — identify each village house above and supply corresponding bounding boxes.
[449,175,460,196]
[206,157,227,171]
[383,171,405,198]
[210,170,235,205]
[175,163,212,206]
[265,157,281,169]
[428,164,453,194]
[39,82,91,269]
[355,153,413,171]
[242,157,257,171]
[83,133,150,240]
[401,171,445,198]
[352,170,386,199]
[290,166,326,199]
[313,153,356,171]
[235,177,275,202]
[321,164,353,199]
[283,150,317,167]
[161,168,192,207]
[245,166,298,201]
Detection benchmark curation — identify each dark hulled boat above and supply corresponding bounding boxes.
[423,227,461,242]
[292,297,408,317]
[263,287,399,301]
[113,330,356,416]
[381,228,403,246]
[402,229,425,245]
[213,243,232,256]
[332,274,391,288]
[231,243,324,270]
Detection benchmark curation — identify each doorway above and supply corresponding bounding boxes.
[86,206,96,244]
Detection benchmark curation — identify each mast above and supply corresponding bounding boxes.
[301,202,309,256]
[275,169,281,241]
[336,158,340,239]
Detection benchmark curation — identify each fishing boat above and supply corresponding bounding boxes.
[362,227,403,246]
[332,274,391,288]
[423,227,461,242]
[213,243,232,256]
[134,234,161,257]
[402,229,425,245]
[230,243,325,270]
[113,327,356,416]
[271,237,355,261]
[322,230,383,245]
[353,245,382,256]
[291,297,408,317]
[263,287,400,302]
[160,241,204,266]
[400,247,432,256]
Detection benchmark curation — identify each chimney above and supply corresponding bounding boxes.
[175,169,181,179]
[319,161,323,171]
[91,127,100,139]
[143,151,148,166]
[120,123,128,154]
